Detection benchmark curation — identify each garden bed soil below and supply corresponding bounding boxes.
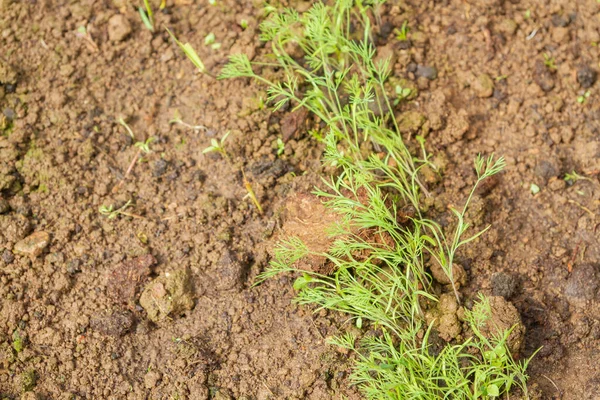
[1,0,599,398]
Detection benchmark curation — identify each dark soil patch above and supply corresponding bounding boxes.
[1,0,599,398]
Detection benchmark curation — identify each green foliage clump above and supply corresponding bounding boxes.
[176,0,535,397]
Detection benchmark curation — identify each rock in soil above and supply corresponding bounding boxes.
[90,310,135,337]
[415,65,438,80]
[577,65,598,89]
[479,296,525,356]
[107,254,156,306]
[279,192,345,275]
[491,272,518,299]
[430,261,467,288]
[565,264,599,302]
[0,197,10,214]
[533,60,555,92]
[13,231,51,257]
[437,293,462,341]
[139,268,195,322]
[213,249,250,291]
[473,74,494,98]
[107,14,132,42]
[281,108,309,141]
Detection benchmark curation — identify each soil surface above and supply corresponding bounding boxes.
[1,0,599,399]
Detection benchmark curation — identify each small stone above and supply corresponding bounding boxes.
[551,27,570,44]
[2,249,14,264]
[565,264,598,301]
[548,178,566,191]
[415,65,438,80]
[0,58,17,85]
[90,310,135,337]
[152,159,168,177]
[577,65,597,89]
[107,14,132,42]
[214,250,249,291]
[397,111,426,134]
[3,107,15,121]
[473,74,494,98]
[144,370,162,389]
[497,19,518,36]
[551,14,570,27]
[491,272,518,299]
[533,60,555,92]
[13,232,51,257]
[139,268,195,322]
[430,261,467,288]
[0,197,10,214]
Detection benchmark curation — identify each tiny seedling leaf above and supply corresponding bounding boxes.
[166,28,205,73]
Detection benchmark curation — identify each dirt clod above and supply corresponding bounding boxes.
[415,65,438,80]
[144,370,162,389]
[0,197,10,214]
[491,272,518,299]
[90,310,135,337]
[565,264,598,301]
[107,14,132,42]
[0,59,17,85]
[281,108,309,141]
[430,261,467,288]
[107,254,156,306]
[213,250,250,291]
[533,60,555,92]
[139,268,195,322]
[13,231,50,258]
[480,296,525,355]
[577,66,598,89]
[473,74,494,98]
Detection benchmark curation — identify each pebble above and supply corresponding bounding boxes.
[107,14,132,42]
[14,231,51,257]
[144,370,162,389]
[577,65,597,89]
[473,73,494,98]
[415,65,438,80]
[0,197,9,214]
[565,264,598,301]
[2,249,14,264]
[533,60,555,92]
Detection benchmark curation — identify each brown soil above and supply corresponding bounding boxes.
[1,0,599,399]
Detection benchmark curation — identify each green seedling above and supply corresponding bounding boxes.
[240,19,249,30]
[393,84,412,105]
[524,9,532,19]
[202,131,230,160]
[564,170,592,184]
[139,0,154,32]
[204,32,221,50]
[276,137,285,156]
[530,183,540,194]
[159,0,166,9]
[242,169,263,214]
[394,20,409,41]
[134,137,155,154]
[99,200,142,219]
[543,53,556,70]
[204,1,535,397]
[166,28,206,74]
[577,90,591,104]
[169,112,207,131]
[118,117,135,138]
[12,329,24,353]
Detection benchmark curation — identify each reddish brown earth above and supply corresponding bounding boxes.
[1,0,599,399]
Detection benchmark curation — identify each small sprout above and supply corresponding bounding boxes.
[12,329,24,353]
[240,19,249,30]
[356,317,363,329]
[99,200,137,219]
[276,137,285,156]
[77,26,87,35]
[242,170,263,214]
[204,32,216,45]
[137,231,148,244]
[202,131,230,160]
[524,9,531,20]
[564,170,592,184]
[134,137,156,154]
[118,117,135,138]
[139,0,154,32]
[394,21,409,41]
[393,85,412,105]
[166,28,206,74]
[543,53,556,70]
[530,183,540,195]
[208,0,216,4]
[495,75,508,81]
[577,91,591,104]
[159,0,166,10]
[169,111,207,131]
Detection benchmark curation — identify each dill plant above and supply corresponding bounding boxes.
[177,0,534,397]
